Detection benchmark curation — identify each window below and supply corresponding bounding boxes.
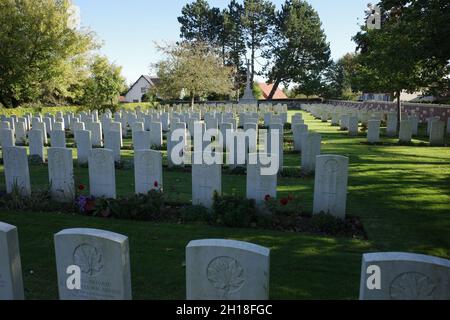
[141,87,147,94]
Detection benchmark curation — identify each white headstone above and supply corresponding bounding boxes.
[1,121,10,130]
[134,150,163,194]
[87,122,103,147]
[348,116,359,136]
[28,129,45,161]
[386,112,398,137]
[43,117,52,136]
[301,133,321,173]
[104,130,121,162]
[131,122,144,134]
[367,120,381,143]
[53,122,64,131]
[192,160,221,209]
[109,122,123,147]
[54,228,131,300]
[0,129,15,148]
[150,122,163,148]
[186,239,270,300]
[313,155,349,219]
[409,115,419,136]
[340,115,350,130]
[133,130,151,151]
[48,148,75,203]
[399,120,412,143]
[51,130,66,148]
[293,124,308,151]
[88,149,116,199]
[14,122,26,145]
[168,122,187,168]
[247,155,277,205]
[0,222,24,300]
[3,147,31,196]
[429,120,445,146]
[75,130,92,165]
[267,124,283,171]
[359,252,450,300]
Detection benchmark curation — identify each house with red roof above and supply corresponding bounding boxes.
[257,82,288,100]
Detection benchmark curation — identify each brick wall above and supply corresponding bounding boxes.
[327,100,450,124]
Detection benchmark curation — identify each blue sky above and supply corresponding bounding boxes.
[74,0,369,85]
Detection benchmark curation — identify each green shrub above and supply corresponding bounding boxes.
[109,190,165,221]
[264,194,304,216]
[308,213,347,235]
[179,205,210,223]
[212,192,256,227]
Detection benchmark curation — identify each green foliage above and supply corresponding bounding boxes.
[242,0,276,84]
[352,0,450,103]
[212,192,256,227]
[179,205,210,223]
[0,184,72,212]
[308,213,348,235]
[264,194,304,216]
[151,42,234,106]
[0,0,98,108]
[252,83,264,100]
[0,105,80,117]
[79,56,127,108]
[108,190,165,221]
[262,0,331,99]
[177,0,222,44]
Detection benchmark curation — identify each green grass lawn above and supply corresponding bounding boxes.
[0,110,449,299]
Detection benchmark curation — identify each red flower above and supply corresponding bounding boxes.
[264,194,271,202]
[280,198,289,206]
[153,181,159,188]
[78,184,85,191]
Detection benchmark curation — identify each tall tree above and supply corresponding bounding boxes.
[151,42,234,108]
[0,0,97,108]
[177,0,222,45]
[222,0,247,97]
[353,0,450,126]
[80,56,127,108]
[263,0,331,99]
[242,0,276,85]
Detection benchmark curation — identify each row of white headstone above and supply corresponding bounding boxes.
[303,104,449,145]
[1,222,449,300]
[1,109,350,217]
[1,143,349,218]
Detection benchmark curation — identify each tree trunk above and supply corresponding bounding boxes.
[396,89,401,131]
[268,79,281,100]
[222,44,226,67]
[0,96,10,108]
[190,92,195,110]
[11,96,20,108]
[251,43,255,87]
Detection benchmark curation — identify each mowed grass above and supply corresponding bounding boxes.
[0,110,449,299]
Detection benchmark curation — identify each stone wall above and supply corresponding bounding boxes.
[327,100,450,124]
